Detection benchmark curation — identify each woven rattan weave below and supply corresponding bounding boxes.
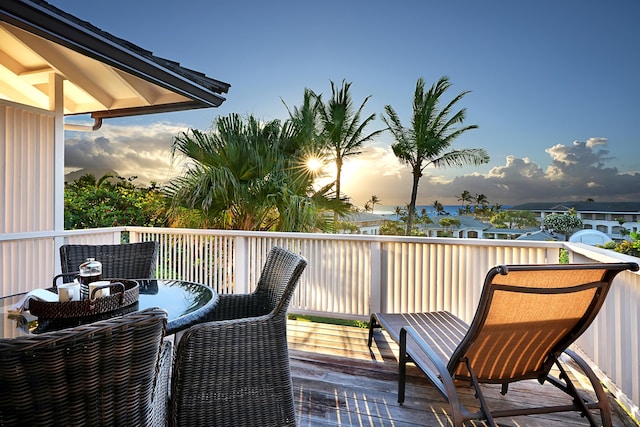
[31,279,139,319]
[0,307,168,426]
[58,241,159,282]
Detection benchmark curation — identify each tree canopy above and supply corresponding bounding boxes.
[64,174,168,229]
[490,210,538,229]
[542,213,583,240]
[165,113,344,232]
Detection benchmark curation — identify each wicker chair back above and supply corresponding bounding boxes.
[59,241,159,279]
[0,307,168,426]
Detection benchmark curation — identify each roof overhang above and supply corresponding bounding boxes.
[0,0,230,119]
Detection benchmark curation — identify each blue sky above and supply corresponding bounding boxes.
[53,0,640,208]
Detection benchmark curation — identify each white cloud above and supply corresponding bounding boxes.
[586,137,608,148]
[65,122,189,184]
[345,137,640,207]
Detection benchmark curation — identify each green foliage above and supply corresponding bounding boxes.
[559,249,569,264]
[166,113,346,232]
[456,190,502,219]
[438,217,461,229]
[599,222,640,257]
[288,314,369,329]
[490,210,538,229]
[336,221,359,234]
[380,221,406,236]
[611,240,640,257]
[64,174,169,230]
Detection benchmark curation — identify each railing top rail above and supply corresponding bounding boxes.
[0,227,127,242]
[124,226,566,248]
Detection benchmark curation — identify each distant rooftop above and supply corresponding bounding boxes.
[423,215,490,230]
[343,212,388,223]
[509,201,640,213]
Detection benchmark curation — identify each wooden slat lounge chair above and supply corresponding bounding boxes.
[368,262,638,427]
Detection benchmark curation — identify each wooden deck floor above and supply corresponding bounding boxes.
[286,320,637,427]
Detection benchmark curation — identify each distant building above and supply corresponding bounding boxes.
[340,212,389,235]
[509,201,640,241]
[421,215,489,238]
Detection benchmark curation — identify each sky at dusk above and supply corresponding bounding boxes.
[52,0,640,208]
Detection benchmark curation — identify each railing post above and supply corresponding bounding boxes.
[369,241,382,314]
[234,235,249,294]
[53,235,64,276]
[128,230,139,243]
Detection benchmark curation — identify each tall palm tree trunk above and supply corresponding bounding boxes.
[334,156,343,225]
[406,169,420,234]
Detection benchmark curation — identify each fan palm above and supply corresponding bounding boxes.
[383,76,489,234]
[167,113,324,231]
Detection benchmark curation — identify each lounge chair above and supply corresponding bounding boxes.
[368,262,638,427]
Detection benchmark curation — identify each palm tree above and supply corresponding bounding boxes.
[282,88,324,156]
[314,80,385,223]
[473,193,490,219]
[394,205,403,221]
[166,113,331,232]
[432,200,446,216]
[383,76,489,234]
[457,190,473,214]
[284,88,351,231]
[367,195,381,213]
[474,193,489,209]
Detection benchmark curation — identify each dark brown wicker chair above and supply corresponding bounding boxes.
[57,241,159,282]
[0,307,169,427]
[168,246,307,427]
[368,262,639,427]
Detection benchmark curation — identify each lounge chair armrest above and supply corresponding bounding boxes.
[400,326,466,424]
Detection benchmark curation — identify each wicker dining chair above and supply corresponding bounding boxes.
[168,246,307,427]
[57,241,159,283]
[0,307,170,427]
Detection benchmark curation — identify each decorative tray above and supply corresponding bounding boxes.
[29,279,139,319]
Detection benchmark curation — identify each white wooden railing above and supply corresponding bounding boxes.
[1,227,638,419]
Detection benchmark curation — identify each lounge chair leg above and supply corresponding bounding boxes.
[367,314,378,347]
[558,351,612,427]
[465,358,497,427]
[398,328,407,404]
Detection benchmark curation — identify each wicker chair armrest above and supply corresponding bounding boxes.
[151,339,173,427]
[206,293,269,321]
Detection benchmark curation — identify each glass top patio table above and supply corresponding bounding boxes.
[0,279,218,339]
